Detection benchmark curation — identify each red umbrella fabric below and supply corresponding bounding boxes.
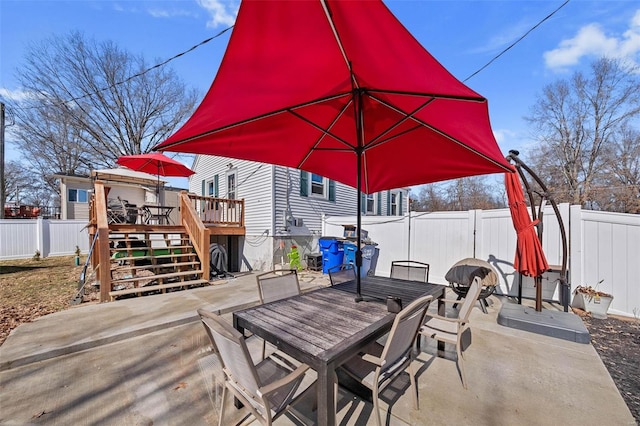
[505,170,549,278]
[116,153,195,178]
[154,0,512,193]
[153,0,514,296]
[117,153,195,201]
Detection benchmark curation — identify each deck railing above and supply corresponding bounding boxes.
[187,194,245,227]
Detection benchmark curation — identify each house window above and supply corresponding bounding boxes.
[390,191,399,216]
[310,173,325,197]
[300,171,335,201]
[68,188,88,203]
[227,171,237,200]
[206,175,219,197]
[366,193,375,214]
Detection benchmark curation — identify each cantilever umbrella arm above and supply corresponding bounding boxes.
[506,150,569,312]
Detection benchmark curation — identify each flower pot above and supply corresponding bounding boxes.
[572,292,613,319]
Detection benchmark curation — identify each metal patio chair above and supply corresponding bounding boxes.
[328,263,356,286]
[390,260,430,283]
[419,276,483,389]
[197,309,313,426]
[338,294,433,426]
[255,269,301,358]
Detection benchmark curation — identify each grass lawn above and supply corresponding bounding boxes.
[0,255,84,346]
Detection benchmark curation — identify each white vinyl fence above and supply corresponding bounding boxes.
[0,219,90,260]
[323,204,640,318]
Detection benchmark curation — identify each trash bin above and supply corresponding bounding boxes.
[343,242,375,276]
[318,237,344,274]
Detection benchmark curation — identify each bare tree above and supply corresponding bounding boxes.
[411,176,504,212]
[3,160,43,205]
[595,125,640,213]
[11,31,199,173]
[526,57,640,210]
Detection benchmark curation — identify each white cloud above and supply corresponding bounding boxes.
[196,0,238,28]
[0,88,32,102]
[493,128,516,145]
[544,10,640,71]
[147,8,196,19]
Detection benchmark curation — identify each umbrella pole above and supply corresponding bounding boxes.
[355,149,363,302]
[354,88,363,302]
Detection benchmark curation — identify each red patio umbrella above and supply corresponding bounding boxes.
[154,0,514,297]
[116,153,195,200]
[505,170,549,309]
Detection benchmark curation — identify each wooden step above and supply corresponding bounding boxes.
[111,244,193,253]
[109,279,210,300]
[111,249,198,261]
[111,260,201,272]
[112,269,204,285]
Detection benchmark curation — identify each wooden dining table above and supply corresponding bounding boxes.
[233,275,447,426]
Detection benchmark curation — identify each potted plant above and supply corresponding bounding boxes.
[572,280,613,319]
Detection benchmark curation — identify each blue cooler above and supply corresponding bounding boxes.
[319,238,344,274]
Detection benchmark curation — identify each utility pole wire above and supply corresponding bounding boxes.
[464,0,570,82]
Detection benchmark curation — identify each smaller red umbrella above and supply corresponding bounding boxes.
[505,171,549,278]
[117,153,195,200]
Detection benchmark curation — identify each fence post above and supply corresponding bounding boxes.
[569,204,582,294]
[36,217,45,258]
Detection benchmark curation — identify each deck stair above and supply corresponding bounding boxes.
[108,230,209,300]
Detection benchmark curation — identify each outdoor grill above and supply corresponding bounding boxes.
[445,258,498,314]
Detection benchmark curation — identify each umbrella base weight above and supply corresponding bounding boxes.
[497,303,590,344]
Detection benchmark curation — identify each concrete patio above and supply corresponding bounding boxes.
[0,271,635,425]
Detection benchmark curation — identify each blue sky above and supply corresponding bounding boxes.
[2,0,640,189]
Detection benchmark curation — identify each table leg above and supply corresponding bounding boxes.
[317,364,336,426]
[437,291,446,355]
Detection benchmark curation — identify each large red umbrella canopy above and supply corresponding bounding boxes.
[154,0,514,298]
[505,171,549,278]
[154,0,513,194]
[116,153,195,178]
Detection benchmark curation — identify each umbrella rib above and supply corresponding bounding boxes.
[156,92,353,150]
[364,94,436,149]
[320,0,359,89]
[367,88,486,103]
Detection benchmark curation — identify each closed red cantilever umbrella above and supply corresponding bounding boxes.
[505,169,549,309]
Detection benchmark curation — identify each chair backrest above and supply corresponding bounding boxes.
[256,269,301,304]
[328,263,356,286]
[197,309,263,399]
[458,276,483,322]
[390,260,430,283]
[379,294,433,371]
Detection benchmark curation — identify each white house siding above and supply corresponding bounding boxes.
[272,166,360,264]
[190,155,275,272]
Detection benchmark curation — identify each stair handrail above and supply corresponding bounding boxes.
[180,191,210,280]
[93,181,113,302]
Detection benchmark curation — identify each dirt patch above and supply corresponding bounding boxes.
[0,256,84,345]
[576,309,640,423]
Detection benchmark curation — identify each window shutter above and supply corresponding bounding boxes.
[300,171,308,196]
[399,192,404,215]
[328,179,336,201]
[386,190,391,216]
[214,175,219,197]
[201,180,205,196]
[376,192,382,215]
